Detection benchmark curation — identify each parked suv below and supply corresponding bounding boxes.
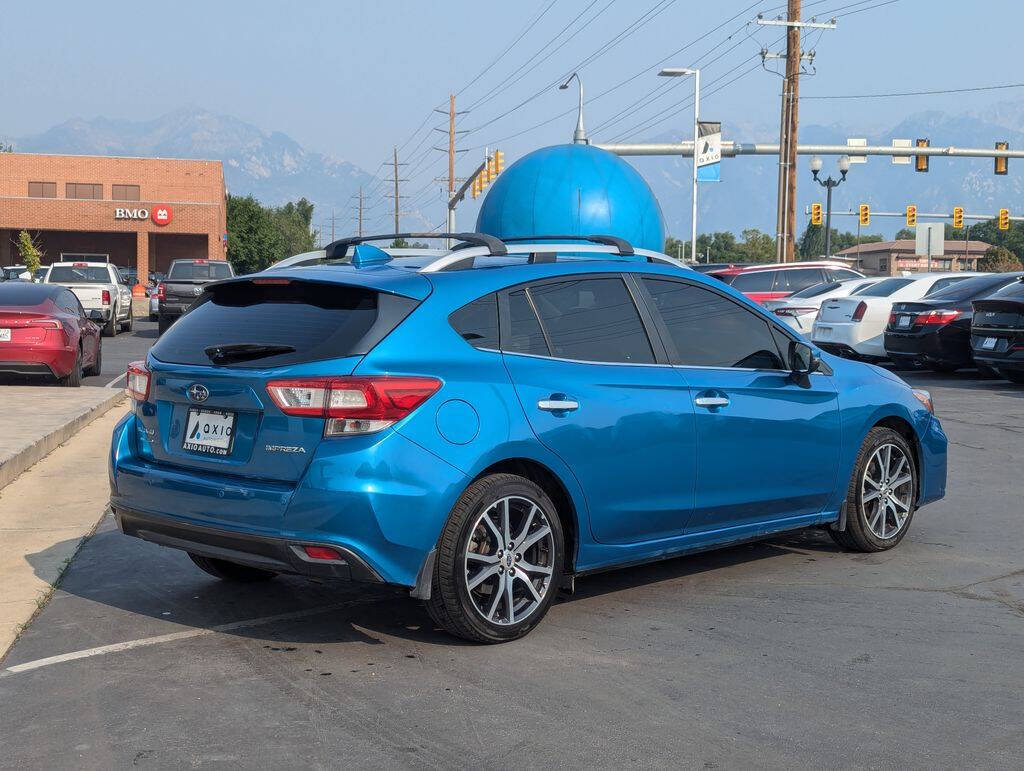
[109,234,947,642]
[971,276,1024,383]
[157,258,235,335]
[707,261,864,304]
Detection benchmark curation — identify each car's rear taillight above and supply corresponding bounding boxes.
[265,376,442,436]
[26,319,61,329]
[156,283,166,300]
[126,361,150,401]
[102,290,111,306]
[914,309,960,325]
[851,301,868,322]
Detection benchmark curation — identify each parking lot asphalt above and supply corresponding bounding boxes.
[82,318,158,388]
[1,371,1022,769]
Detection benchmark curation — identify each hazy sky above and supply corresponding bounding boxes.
[5,0,1021,228]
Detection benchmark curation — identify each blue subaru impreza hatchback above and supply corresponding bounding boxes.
[110,234,947,642]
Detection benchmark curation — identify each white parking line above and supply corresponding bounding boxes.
[1,600,366,677]
[104,372,126,388]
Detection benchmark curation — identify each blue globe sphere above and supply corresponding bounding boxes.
[475,143,665,252]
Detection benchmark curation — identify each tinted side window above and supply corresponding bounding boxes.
[833,269,862,281]
[731,271,776,292]
[527,278,654,364]
[777,268,824,292]
[505,289,549,356]
[642,278,785,370]
[925,276,969,296]
[449,294,498,350]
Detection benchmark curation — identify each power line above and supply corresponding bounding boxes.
[803,82,1024,99]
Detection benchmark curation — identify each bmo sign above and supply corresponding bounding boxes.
[114,205,173,226]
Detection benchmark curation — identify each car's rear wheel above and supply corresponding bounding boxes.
[60,348,82,387]
[157,315,172,336]
[930,362,959,373]
[425,474,564,643]
[85,341,102,377]
[103,315,117,337]
[830,427,917,552]
[187,553,278,582]
[121,310,134,332]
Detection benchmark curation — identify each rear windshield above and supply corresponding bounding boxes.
[48,266,110,284]
[150,280,418,368]
[857,278,913,297]
[926,273,1022,302]
[989,278,1024,298]
[168,261,234,280]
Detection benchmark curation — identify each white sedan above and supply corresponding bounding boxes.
[812,272,982,360]
[763,277,881,334]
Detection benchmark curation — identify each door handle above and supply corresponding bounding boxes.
[694,396,729,409]
[538,399,579,412]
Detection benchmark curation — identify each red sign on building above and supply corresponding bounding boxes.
[151,205,173,226]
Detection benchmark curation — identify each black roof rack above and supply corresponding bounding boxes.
[498,234,635,256]
[323,232,507,260]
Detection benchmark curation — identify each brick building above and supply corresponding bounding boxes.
[835,239,992,276]
[0,152,227,291]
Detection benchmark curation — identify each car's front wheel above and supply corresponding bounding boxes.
[426,474,564,643]
[830,427,917,552]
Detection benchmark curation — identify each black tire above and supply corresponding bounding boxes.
[149,313,158,322]
[930,362,959,373]
[103,314,117,337]
[977,364,1000,379]
[425,473,564,643]
[829,427,917,552]
[157,315,173,336]
[1002,369,1024,385]
[121,310,134,332]
[60,348,82,387]
[188,553,278,582]
[85,341,102,377]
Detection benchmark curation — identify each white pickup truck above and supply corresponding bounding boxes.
[44,261,133,336]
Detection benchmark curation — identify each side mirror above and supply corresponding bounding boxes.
[87,309,105,322]
[789,340,821,376]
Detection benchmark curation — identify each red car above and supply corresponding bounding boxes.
[0,282,102,386]
[707,261,864,304]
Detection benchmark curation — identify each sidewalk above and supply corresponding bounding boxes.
[0,386,125,490]
[0,407,126,659]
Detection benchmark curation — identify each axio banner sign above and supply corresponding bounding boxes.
[696,121,721,182]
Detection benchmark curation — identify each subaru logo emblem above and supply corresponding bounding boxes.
[188,384,209,403]
[193,286,203,296]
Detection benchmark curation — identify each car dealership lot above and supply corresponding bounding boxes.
[1,371,1022,769]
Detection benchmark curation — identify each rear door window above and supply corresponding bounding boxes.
[642,278,785,370]
[858,278,913,297]
[925,276,970,296]
[776,269,824,292]
[525,277,654,364]
[731,271,776,293]
[150,280,418,368]
[449,294,499,350]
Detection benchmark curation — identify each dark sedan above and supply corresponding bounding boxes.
[884,272,1024,373]
[0,282,103,386]
[971,277,1024,383]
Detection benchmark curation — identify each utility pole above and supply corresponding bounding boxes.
[393,147,400,233]
[357,186,364,237]
[331,208,335,243]
[758,6,835,262]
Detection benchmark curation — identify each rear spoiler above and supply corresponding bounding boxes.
[203,269,432,301]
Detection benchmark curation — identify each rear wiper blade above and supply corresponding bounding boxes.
[204,343,296,364]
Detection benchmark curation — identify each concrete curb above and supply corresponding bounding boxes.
[0,390,126,491]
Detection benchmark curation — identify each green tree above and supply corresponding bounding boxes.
[978,245,1022,273]
[798,222,883,258]
[390,238,429,249]
[739,229,775,263]
[664,236,687,260]
[894,228,915,240]
[17,230,43,274]
[226,194,318,274]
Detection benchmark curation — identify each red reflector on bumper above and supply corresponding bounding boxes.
[303,545,342,561]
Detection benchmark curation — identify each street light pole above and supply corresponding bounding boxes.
[659,68,700,261]
[809,154,850,258]
[559,73,587,145]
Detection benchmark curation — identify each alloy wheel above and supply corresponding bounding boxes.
[861,443,914,539]
[463,495,555,626]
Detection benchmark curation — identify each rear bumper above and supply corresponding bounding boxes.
[813,323,885,359]
[159,304,188,319]
[885,330,970,367]
[114,506,385,583]
[0,344,74,377]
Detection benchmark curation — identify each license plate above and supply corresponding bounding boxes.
[982,337,997,350]
[816,326,832,340]
[898,315,912,328]
[183,408,236,456]
[0,329,10,342]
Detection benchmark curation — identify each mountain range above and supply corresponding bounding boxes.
[9,102,1024,242]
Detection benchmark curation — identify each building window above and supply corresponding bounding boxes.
[28,181,57,198]
[112,184,140,201]
[66,183,103,200]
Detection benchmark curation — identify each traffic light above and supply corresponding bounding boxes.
[915,138,929,172]
[999,208,1010,230]
[481,158,492,186]
[995,141,1009,175]
[811,203,822,226]
[905,205,917,227]
[952,206,964,229]
[858,203,870,226]
[494,149,505,176]
[471,175,480,199]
